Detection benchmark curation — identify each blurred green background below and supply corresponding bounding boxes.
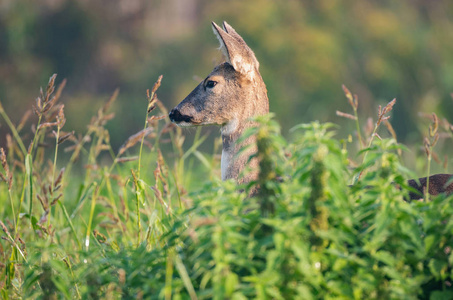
[1,0,453,163]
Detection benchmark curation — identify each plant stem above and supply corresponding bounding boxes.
[85,184,99,251]
[0,105,27,155]
[49,126,60,227]
[353,106,363,149]
[354,124,378,184]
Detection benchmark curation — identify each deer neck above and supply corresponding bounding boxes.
[221,120,257,184]
[220,83,268,183]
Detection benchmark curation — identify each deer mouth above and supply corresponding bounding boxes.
[169,108,195,124]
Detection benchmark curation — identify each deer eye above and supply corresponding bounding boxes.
[206,80,217,89]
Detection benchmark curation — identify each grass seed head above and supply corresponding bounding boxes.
[342,84,358,109]
[424,137,431,156]
[0,148,12,190]
[429,113,438,137]
[50,194,62,206]
[0,220,10,235]
[377,98,396,126]
[54,168,65,188]
[57,131,74,145]
[56,105,66,128]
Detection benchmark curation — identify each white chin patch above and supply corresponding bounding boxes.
[174,122,195,128]
[221,119,238,135]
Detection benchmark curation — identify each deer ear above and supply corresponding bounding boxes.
[222,21,248,45]
[212,22,232,63]
[211,21,259,81]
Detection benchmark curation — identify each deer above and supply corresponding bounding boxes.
[169,21,453,201]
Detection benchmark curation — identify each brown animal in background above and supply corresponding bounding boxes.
[169,21,453,200]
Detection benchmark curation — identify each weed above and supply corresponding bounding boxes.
[0,75,452,298]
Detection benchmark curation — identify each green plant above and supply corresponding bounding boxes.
[0,75,452,299]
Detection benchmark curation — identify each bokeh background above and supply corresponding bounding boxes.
[1,0,453,167]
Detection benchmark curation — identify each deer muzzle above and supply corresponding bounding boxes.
[169,106,196,125]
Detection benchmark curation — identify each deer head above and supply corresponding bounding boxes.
[169,21,268,134]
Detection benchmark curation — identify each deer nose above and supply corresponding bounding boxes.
[169,107,193,123]
[169,108,180,123]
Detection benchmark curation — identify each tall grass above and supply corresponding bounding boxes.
[0,75,453,299]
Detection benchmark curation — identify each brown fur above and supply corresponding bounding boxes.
[169,21,268,183]
[407,174,453,200]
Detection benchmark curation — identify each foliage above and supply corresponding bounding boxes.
[0,75,453,299]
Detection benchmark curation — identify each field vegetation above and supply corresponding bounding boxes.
[0,74,453,299]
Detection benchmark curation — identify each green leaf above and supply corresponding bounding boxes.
[430,290,453,300]
[225,272,239,296]
[424,235,437,254]
[25,154,33,219]
[428,259,448,280]
[374,250,396,267]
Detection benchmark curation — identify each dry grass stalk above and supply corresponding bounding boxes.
[87,89,118,133]
[17,110,32,132]
[118,127,154,156]
[147,115,166,124]
[101,88,119,116]
[45,103,64,123]
[424,113,440,156]
[429,113,439,138]
[431,152,441,164]
[84,164,99,171]
[160,123,177,135]
[0,220,26,261]
[54,168,65,189]
[364,117,374,138]
[157,149,169,196]
[342,84,358,110]
[116,156,139,163]
[39,210,49,224]
[423,112,440,201]
[441,118,453,136]
[0,148,12,190]
[57,131,74,145]
[119,195,128,223]
[37,122,59,130]
[0,220,11,237]
[33,74,63,117]
[37,194,48,210]
[191,217,218,228]
[147,75,163,113]
[56,105,66,128]
[383,120,397,141]
[153,158,170,215]
[355,98,396,182]
[384,120,401,155]
[336,111,356,120]
[93,229,107,244]
[377,98,396,126]
[341,84,364,148]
